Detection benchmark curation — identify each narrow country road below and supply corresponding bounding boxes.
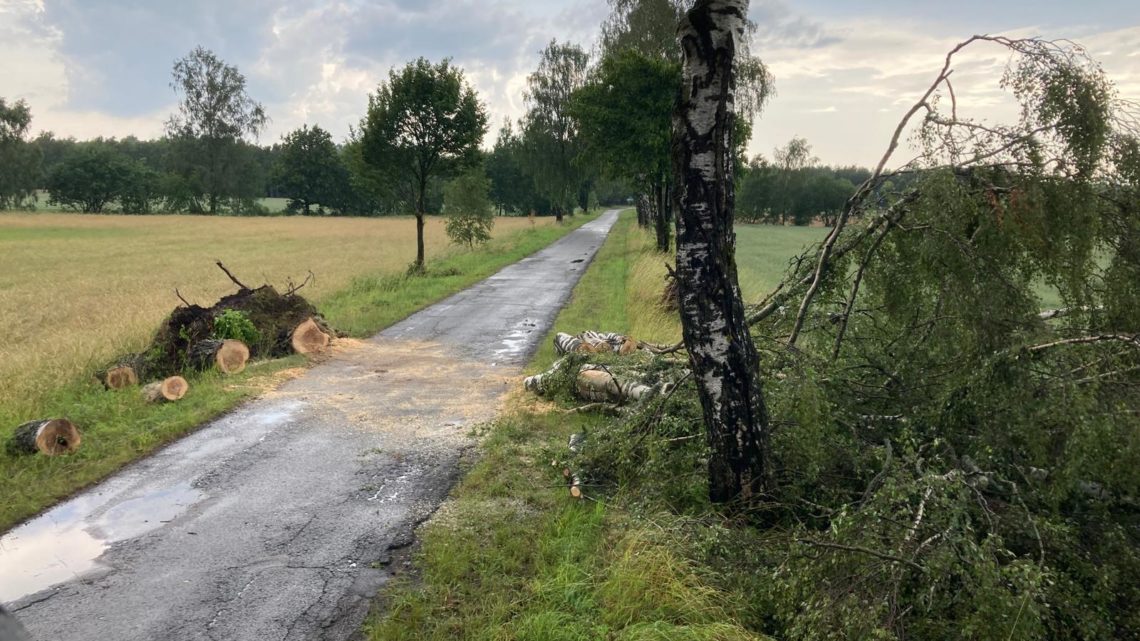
[0,210,620,641]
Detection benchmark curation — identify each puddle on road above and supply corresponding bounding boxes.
[493,318,539,363]
[0,482,204,604]
[0,400,307,605]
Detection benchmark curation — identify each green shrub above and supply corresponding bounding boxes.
[212,309,260,345]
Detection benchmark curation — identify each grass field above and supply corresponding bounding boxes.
[0,211,591,530]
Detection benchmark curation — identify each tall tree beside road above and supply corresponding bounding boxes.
[672,0,771,505]
[522,40,590,223]
[361,58,488,270]
[572,49,676,250]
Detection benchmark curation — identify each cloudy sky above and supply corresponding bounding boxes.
[2,0,1138,166]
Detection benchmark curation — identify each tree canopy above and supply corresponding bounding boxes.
[0,98,41,210]
[521,40,591,222]
[166,46,267,214]
[443,169,494,248]
[273,125,351,215]
[361,57,488,269]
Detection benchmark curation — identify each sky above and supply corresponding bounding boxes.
[2,0,1138,167]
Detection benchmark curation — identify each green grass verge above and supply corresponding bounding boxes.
[364,210,768,641]
[0,214,597,532]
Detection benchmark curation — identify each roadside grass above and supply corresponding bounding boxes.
[0,212,595,532]
[364,211,770,641]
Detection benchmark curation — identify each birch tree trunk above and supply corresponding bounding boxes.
[672,0,770,504]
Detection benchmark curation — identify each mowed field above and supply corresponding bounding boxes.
[0,212,557,419]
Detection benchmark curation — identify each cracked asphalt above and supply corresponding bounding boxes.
[0,210,619,641]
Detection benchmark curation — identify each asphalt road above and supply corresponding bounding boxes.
[0,209,619,641]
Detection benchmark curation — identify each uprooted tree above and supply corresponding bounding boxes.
[98,263,334,386]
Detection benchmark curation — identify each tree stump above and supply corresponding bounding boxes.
[291,317,331,355]
[6,419,82,456]
[190,339,249,374]
[142,376,189,403]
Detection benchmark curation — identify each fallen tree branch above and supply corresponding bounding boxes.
[796,538,926,573]
[1027,334,1140,353]
[1038,306,1102,321]
[175,288,192,307]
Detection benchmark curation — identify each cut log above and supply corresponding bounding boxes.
[291,317,331,355]
[6,419,81,456]
[566,434,585,499]
[104,364,139,390]
[189,339,249,374]
[576,366,655,403]
[142,376,189,403]
[96,354,144,389]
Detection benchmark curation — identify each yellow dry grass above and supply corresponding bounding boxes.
[0,212,554,416]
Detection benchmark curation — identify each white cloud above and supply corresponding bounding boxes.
[750,16,1140,166]
[2,0,1137,167]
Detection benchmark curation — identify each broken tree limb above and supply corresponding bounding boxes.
[1027,334,1140,353]
[524,358,566,395]
[291,317,331,355]
[6,419,82,456]
[189,339,250,374]
[141,376,189,403]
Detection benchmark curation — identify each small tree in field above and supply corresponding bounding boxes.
[444,170,494,248]
[361,58,488,271]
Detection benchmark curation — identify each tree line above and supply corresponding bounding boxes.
[0,47,636,225]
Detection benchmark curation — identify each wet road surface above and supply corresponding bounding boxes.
[0,210,619,640]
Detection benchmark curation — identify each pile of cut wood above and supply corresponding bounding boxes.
[527,330,689,500]
[6,263,337,457]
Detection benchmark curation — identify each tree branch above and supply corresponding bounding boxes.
[215,260,250,290]
[796,538,926,572]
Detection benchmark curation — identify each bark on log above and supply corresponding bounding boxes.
[189,339,250,374]
[554,331,639,356]
[292,317,331,355]
[6,418,81,456]
[673,0,771,503]
[142,376,189,403]
[567,433,586,499]
[576,366,654,403]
